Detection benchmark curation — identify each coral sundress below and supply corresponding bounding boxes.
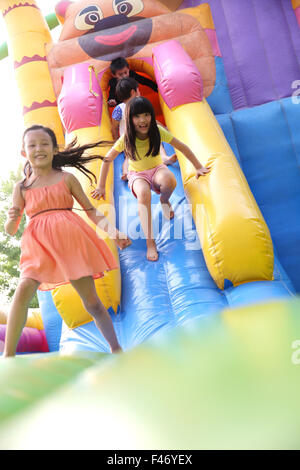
[20,174,118,290]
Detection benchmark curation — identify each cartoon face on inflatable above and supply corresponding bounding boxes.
[52,0,216,97]
[74,1,153,61]
[56,0,170,56]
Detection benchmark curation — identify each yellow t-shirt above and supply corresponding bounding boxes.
[113,125,174,172]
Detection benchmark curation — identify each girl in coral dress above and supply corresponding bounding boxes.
[3,125,131,357]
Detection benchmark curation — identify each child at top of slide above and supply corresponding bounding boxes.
[107,57,158,107]
[92,97,210,262]
[111,76,141,140]
[2,125,131,357]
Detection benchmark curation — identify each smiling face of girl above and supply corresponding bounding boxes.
[132,111,152,139]
[125,96,160,159]
[22,129,56,170]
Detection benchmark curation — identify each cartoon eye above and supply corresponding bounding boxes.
[113,0,144,17]
[75,5,104,30]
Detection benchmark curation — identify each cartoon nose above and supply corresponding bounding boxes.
[93,14,129,32]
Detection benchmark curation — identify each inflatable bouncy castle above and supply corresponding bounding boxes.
[0,0,299,449]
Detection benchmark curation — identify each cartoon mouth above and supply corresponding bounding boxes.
[94,25,137,46]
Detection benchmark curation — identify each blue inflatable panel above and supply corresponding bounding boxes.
[37,290,62,352]
[216,97,300,292]
[59,320,111,353]
[206,57,233,115]
[281,97,300,166]
[216,113,241,162]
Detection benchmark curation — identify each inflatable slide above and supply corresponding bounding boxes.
[0,0,299,449]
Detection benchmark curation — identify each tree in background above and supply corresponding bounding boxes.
[0,169,38,307]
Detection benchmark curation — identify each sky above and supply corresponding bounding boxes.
[0,1,61,180]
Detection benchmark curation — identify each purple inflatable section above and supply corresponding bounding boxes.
[179,0,201,8]
[181,0,300,109]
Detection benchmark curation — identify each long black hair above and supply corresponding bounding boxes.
[21,125,112,189]
[124,97,160,161]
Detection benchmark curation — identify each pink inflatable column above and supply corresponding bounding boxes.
[152,40,203,109]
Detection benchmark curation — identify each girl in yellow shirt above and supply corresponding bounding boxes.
[92,97,210,262]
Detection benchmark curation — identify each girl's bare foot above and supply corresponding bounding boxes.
[160,198,174,220]
[146,240,159,261]
[115,231,132,249]
[111,345,122,353]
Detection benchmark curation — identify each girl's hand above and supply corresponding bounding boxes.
[196,167,210,178]
[108,99,117,107]
[115,230,132,250]
[91,187,106,200]
[8,206,22,221]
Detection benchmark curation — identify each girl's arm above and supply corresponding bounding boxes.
[111,105,122,140]
[65,172,131,249]
[4,182,25,236]
[170,137,210,178]
[91,147,120,200]
[111,119,120,141]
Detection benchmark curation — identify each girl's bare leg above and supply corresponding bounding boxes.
[3,278,39,357]
[132,178,158,261]
[70,276,121,353]
[153,167,177,220]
